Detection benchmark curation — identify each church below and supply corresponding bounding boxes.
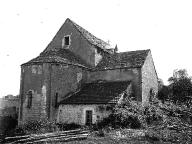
[18,18,158,125]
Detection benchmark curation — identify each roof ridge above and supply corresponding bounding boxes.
[67,18,110,51]
[117,49,150,54]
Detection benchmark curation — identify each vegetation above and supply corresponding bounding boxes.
[0,116,18,138]
[162,69,192,103]
[2,68,192,143]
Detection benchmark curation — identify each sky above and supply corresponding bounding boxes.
[0,0,192,97]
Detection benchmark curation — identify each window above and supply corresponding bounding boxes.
[62,35,70,48]
[27,91,32,108]
[149,88,155,102]
[54,93,58,108]
[62,35,71,48]
[64,36,70,45]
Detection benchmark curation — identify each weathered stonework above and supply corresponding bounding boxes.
[87,68,142,101]
[49,64,86,121]
[57,104,112,125]
[141,51,158,105]
[43,19,102,67]
[19,18,158,124]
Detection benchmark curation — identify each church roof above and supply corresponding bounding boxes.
[22,18,149,69]
[59,81,131,104]
[22,49,89,68]
[67,18,110,51]
[94,49,150,70]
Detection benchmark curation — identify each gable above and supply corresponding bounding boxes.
[68,19,110,51]
[37,18,111,67]
[141,50,158,104]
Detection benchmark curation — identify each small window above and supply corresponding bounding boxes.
[62,36,70,48]
[65,36,70,45]
[149,88,155,102]
[54,93,58,108]
[27,91,32,108]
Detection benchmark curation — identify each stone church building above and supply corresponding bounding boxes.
[18,18,158,125]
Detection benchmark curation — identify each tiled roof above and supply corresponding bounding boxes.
[94,49,150,70]
[59,81,131,104]
[68,18,110,52]
[22,49,89,68]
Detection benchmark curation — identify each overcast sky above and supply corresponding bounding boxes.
[0,0,192,97]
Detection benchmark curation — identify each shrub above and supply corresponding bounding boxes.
[57,123,82,131]
[0,116,18,137]
[95,97,164,130]
[17,119,58,134]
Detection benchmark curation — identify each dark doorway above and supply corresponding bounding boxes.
[85,110,93,125]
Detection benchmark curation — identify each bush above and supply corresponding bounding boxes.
[17,119,58,134]
[115,98,163,129]
[57,123,82,131]
[95,97,164,130]
[0,116,18,137]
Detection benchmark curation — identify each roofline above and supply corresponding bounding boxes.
[21,62,141,71]
[21,61,92,70]
[59,102,116,105]
[141,50,158,79]
[117,49,150,54]
[67,18,111,53]
[90,66,141,72]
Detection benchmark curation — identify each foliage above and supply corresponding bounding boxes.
[17,118,58,134]
[168,69,192,103]
[57,123,82,131]
[96,96,192,143]
[0,116,18,138]
[157,85,169,103]
[96,97,163,130]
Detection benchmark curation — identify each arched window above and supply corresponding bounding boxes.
[54,92,58,108]
[149,88,155,102]
[27,91,32,108]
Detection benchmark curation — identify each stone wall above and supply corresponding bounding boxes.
[0,97,19,109]
[19,64,47,122]
[0,97,19,117]
[43,19,102,67]
[49,64,87,121]
[87,68,142,101]
[57,104,112,125]
[19,63,87,123]
[141,51,158,105]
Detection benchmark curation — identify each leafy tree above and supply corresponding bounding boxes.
[168,69,192,103]
[158,85,169,103]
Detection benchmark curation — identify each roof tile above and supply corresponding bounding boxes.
[22,49,89,68]
[94,49,150,70]
[59,81,131,104]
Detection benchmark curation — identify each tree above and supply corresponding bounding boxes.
[158,85,169,103]
[168,69,189,83]
[168,69,192,103]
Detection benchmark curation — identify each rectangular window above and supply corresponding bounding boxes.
[62,35,70,48]
[54,93,58,108]
[64,36,70,45]
[27,91,32,108]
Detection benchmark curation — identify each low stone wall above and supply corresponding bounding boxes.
[57,104,112,125]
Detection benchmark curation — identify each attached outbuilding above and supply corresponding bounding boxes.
[57,81,132,125]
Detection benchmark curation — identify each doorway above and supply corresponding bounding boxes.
[85,110,93,125]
